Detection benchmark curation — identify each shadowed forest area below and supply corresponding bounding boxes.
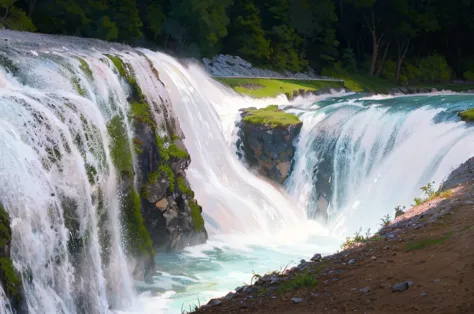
[1,0,474,84]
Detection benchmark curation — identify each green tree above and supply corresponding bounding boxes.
[166,0,233,56]
[226,0,271,65]
[1,0,35,31]
[110,0,142,43]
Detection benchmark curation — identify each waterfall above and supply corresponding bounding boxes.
[0,31,318,313]
[286,94,474,236]
[1,30,474,314]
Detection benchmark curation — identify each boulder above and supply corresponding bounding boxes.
[237,105,302,184]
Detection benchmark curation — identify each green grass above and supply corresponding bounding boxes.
[189,200,205,232]
[459,108,474,121]
[217,77,343,98]
[242,104,302,127]
[277,271,319,294]
[405,232,453,252]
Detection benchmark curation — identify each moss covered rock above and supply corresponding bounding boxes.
[105,54,207,262]
[237,105,302,184]
[0,204,25,313]
[458,108,474,121]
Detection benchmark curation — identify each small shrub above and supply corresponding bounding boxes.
[380,214,392,228]
[394,205,405,218]
[463,71,474,82]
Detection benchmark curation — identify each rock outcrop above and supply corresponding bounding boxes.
[104,55,207,282]
[237,105,302,184]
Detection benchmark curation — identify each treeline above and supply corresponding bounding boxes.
[2,0,474,82]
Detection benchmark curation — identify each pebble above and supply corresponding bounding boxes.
[348,259,356,265]
[463,200,474,205]
[311,293,320,297]
[360,286,370,293]
[291,297,304,304]
[433,279,441,283]
[421,291,429,297]
[392,282,410,292]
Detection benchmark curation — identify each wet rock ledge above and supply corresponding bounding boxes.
[236,105,302,184]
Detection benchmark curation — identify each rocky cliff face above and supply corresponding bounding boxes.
[237,105,302,184]
[103,55,208,283]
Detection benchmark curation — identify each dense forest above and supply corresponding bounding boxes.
[1,0,474,82]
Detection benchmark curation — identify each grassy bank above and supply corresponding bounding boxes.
[217,74,474,99]
[216,77,343,98]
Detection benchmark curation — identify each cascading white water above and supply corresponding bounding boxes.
[144,52,311,235]
[286,93,474,236]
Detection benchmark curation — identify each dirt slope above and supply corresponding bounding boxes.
[195,164,474,314]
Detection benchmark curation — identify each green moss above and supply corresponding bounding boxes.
[133,138,144,154]
[107,116,133,177]
[168,143,190,159]
[158,165,175,191]
[131,101,156,129]
[459,108,474,121]
[71,76,86,96]
[242,105,302,127]
[105,54,127,79]
[405,232,453,252]
[122,188,155,256]
[0,257,22,300]
[217,77,343,98]
[189,200,205,232]
[177,176,193,197]
[0,205,22,301]
[75,57,93,80]
[105,54,144,103]
[0,204,11,250]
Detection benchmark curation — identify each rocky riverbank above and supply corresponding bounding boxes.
[236,105,302,184]
[194,157,474,313]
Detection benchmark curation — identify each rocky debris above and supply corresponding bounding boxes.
[202,54,319,79]
[421,291,429,297]
[441,157,474,190]
[392,281,411,292]
[311,253,322,262]
[348,259,356,265]
[291,297,304,304]
[360,286,370,293]
[236,106,302,184]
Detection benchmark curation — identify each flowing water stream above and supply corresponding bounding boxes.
[0,31,473,313]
